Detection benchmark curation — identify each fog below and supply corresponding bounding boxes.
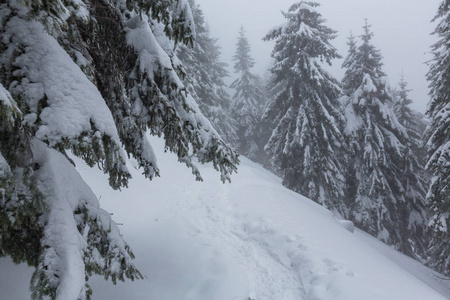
[195,0,441,113]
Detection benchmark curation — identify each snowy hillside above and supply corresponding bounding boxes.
[1,135,449,300]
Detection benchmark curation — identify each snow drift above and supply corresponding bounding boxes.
[0,135,449,300]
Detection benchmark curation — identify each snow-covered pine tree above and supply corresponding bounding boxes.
[340,20,409,249]
[177,0,238,145]
[425,0,450,276]
[230,26,267,161]
[392,74,428,257]
[0,0,238,299]
[263,1,346,212]
[394,75,429,164]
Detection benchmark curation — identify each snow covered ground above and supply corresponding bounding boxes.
[1,135,449,300]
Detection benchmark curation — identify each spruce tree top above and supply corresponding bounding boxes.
[264,1,341,86]
[356,20,386,83]
[427,0,450,113]
[341,32,359,96]
[395,73,416,130]
[233,26,255,74]
[230,26,261,114]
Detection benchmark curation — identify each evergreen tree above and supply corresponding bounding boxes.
[230,26,266,161]
[339,32,362,221]
[394,74,428,166]
[263,2,346,212]
[392,74,428,257]
[0,1,238,299]
[424,0,450,275]
[177,0,238,145]
[341,20,409,249]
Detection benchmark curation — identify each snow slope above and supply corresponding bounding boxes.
[1,135,449,300]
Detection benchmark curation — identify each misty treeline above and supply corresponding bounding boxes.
[0,0,448,299]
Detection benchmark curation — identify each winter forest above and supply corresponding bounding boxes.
[0,0,449,299]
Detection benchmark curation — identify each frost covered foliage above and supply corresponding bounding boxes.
[0,0,238,299]
[263,2,346,212]
[177,0,238,145]
[340,21,415,252]
[230,27,267,162]
[425,0,450,276]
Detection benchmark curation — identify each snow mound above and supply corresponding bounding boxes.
[338,220,355,233]
[1,135,449,300]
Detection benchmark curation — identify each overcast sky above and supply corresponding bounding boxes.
[195,0,441,113]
